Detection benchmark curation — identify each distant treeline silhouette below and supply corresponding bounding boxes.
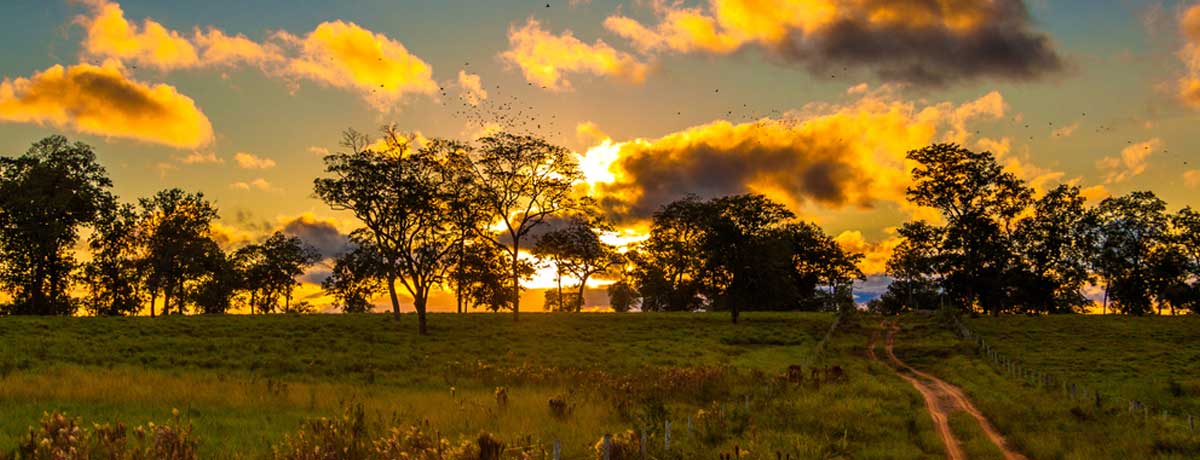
[875,143,1200,316]
[0,133,1193,332]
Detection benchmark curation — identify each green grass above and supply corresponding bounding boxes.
[890,313,1200,460]
[11,311,1194,459]
[0,312,948,459]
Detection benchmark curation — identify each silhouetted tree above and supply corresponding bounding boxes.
[0,136,112,315]
[606,279,638,313]
[323,241,387,313]
[1095,191,1168,315]
[1008,185,1098,313]
[533,219,621,312]
[139,189,220,316]
[454,237,530,311]
[630,194,862,322]
[879,221,946,313]
[81,203,143,316]
[1168,207,1200,313]
[905,143,1032,315]
[630,196,709,312]
[235,232,320,314]
[469,132,584,321]
[191,245,238,314]
[316,128,473,333]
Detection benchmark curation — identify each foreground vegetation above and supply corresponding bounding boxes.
[4,312,1199,459]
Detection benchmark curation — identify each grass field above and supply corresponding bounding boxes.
[0,312,944,459]
[2,312,1198,459]
[890,313,1200,460]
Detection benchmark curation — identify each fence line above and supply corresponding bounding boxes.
[950,314,1196,436]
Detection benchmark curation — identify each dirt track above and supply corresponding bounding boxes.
[868,320,1027,460]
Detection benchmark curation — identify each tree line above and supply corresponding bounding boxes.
[311,126,865,332]
[874,143,1200,316]
[7,134,1188,331]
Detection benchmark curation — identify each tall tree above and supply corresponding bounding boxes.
[905,143,1032,315]
[630,196,710,312]
[315,128,472,333]
[1095,191,1169,315]
[139,189,220,316]
[236,232,320,314]
[1008,185,1098,313]
[469,132,584,321]
[80,203,144,316]
[879,221,946,313]
[533,219,621,312]
[322,241,387,313]
[0,136,112,315]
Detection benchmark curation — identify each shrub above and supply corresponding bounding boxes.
[13,410,198,460]
[592,430,640,460]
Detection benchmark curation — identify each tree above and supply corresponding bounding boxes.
[607,279,638,313]
[469,132,584,321]
[315,128,473,333]
[0,136,112,315]
[700,194,802,322]
[629,194,862,322]
[1095,191,1169,315]
[630,196,710,312]
[80,203,143,316]
[139,189,220,316]
[190,245,238,314]
[235,232,320,314]
[880,221,946,313]
[533,219,621,312]
[1008,185,1098,313]
[323,242,387,313]
[905,143,1032,315]
[453,237,528,312]
[1168,207,1200,313]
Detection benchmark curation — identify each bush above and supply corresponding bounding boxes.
[13,410,198,460]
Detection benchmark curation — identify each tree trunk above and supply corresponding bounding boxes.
[1102,285,1108,315]
[386,273,402,320]
[415,295,428,335]
[149,290,157,318]
[577,275,589,313]
[511,244,521,321]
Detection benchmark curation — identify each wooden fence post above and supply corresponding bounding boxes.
[553,439,560,460]
[665,420,672,450]
[640,431,647,460]
[687,416,693,438]
[603,433,612,460]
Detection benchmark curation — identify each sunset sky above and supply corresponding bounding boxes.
[2,0,1200,311]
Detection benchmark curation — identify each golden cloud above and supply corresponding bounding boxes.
[501,19,649,91]
[834,230,902,276]
[582,86,1012,220]
[1184,169,1200,189]
[274,20,437,111]
[0,62,213,149]
[1179,5,1200,107]
[457,70,487,106]
[75,0,200,70]
[233,152,277,169]
[605,0,1063,85]
[1097,138,1162,184]
[73,1,437,111]
[194,27,283,67]
[231,178,273,191]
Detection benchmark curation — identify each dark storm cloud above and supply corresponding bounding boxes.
[779,0,1064,86]
[281,216,351,259]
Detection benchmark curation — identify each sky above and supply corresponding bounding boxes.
[1,0,1199,312]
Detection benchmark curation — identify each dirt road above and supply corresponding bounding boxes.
[868,320,1027,460]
